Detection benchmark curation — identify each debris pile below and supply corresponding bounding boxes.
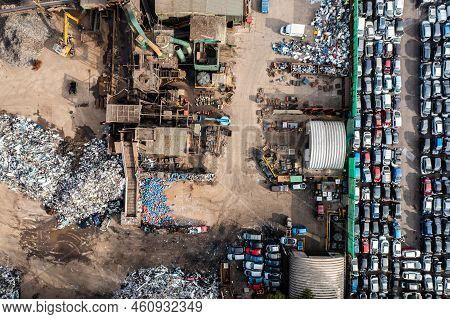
[0,114,124,228]
[0,12,52,67]
[113,266,219,299]
[48,140,125,228]
[0,115,70,201]
[272,0,350,69]
[0,266,20,299]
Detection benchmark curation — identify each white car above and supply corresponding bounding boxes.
[266,245,280,253]
[370,275,379,293]
[362,187,371,201]
[444,277,450,296]
[379,237,389,255]
[422,255,432,272]
[429,5,437,23]
[435,276,444,295]
[244,261,264,270]
[438,4,447,23]
[227,253,244,261]
[265,252,281,260]
[432,117,443,135]
[353,131,361,150]
[244,269,262,277]
[392,240,401,257]
[402,250,421,258]
[424,274,434,291]
[402,260,422,270]
[402,271,422,281]
[393,110,402,128]
[363,131,372,148]
[370,237,379,254]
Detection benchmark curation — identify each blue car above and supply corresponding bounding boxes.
[245,254,264,263]
[265,259,281,267]
[351,276,359,293]
[421,219,433,237]
[247,276,263,284]
[292,225,307,235]
[355,167,361,181]
[354,152,361,167]
[392,167,402,185]
[391,220,401,239]
[261,0,269,13]
[374,40,383,57]
[354,239,360,254]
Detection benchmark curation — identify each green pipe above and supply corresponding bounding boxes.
[174,46,186,63]
[170,37,192,56]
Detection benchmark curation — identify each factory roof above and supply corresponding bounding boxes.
[106,104,142,123]
[135,127,189,157]
[155,0,244,18]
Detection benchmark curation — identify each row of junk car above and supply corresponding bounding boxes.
[227,232,302,292]
[417,0,450,299]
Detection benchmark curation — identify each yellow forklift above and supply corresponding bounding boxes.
[53,12,79,57]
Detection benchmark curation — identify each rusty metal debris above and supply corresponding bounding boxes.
[0,266,20,299]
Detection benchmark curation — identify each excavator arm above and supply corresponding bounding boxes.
[63,12,79,46]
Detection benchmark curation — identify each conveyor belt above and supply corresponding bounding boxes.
[0,0,77,15]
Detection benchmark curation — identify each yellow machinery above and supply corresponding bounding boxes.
[262,154,278,178]
[53,12,79,57]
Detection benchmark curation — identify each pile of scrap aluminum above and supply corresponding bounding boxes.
[0,12,52,66]
[113,266,219,299]
[139,172,215,226]
[0,266,20,299]
[272,0,350,70]
[0,114,124,228]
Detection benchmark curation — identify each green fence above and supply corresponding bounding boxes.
[346,0,358,258]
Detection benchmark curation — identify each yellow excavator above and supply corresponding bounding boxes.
[53,12,79,57]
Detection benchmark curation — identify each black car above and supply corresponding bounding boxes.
[364,113,373,129]
[382,184,391,200]
[433,178,443,194]
[423,237,432,254]
[393,42,401,57]
[362,95,372,113]
[392,186,402,201]
[395,18,404,36]
[363,58,373,76]
[433,99,443,115]
[422,42,431,62]
[392,95,401,110]
[445,117,450,137]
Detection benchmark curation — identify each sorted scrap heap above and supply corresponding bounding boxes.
[0,266,20,299]
[113,266,219,299]
[272,0,350,69]
[0,114,124,227]
[0,12,51,67]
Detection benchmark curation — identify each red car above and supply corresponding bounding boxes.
[248,283,263,291]
[374,112,382,128]
[245,247,262,256]
[363,151,371,166]
[361,238,369,254]
[383,58,391,74]
[423,177,432,196]
[383,110,392,127]
[372,166,381,183]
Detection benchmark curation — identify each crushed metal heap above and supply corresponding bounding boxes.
[0,12,52,66]
[272,0,350,69]
[0,266,20,299]
[113,266,219,299]
[0,114,124,227]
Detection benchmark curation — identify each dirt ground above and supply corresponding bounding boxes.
[0,1,328,298]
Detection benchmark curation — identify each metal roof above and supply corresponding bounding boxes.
[289,254,345,299]
[307,120,346,170]
[155,0,244,18]
[106,104,141,123]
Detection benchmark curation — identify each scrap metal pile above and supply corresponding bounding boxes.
[0,12,51,66]
[272,0,350,69]
[113,266,219,299]
[140,173,215,226]
[0,266,20,299]
[0,114,124,227]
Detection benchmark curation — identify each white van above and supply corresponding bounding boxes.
[358,17,366,38]
[280,24,305,37]
[394,0,404,17]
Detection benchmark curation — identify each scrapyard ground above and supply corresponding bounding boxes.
[0,1,328,297]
